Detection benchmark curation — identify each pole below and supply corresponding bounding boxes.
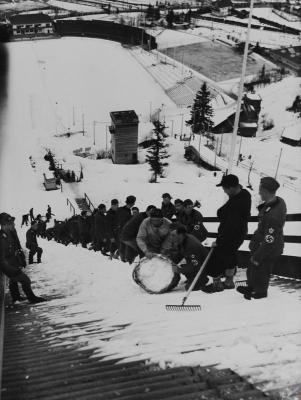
[72,106,75,126]
[93,120,96,145]
[275,148,283,180]
[219,132,224,156]
[236,135,243,165]
[227,0,254,174]
[181,50,184,76]
[82,113,85,136]
[214,138,218,167]
[180,113,184,135]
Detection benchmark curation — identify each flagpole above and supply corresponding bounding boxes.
[227,0,255,174]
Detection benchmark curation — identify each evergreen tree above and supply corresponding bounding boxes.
[186,82,214,135]
[146,121,169,183]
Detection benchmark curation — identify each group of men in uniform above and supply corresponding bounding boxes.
[0,174,287,304]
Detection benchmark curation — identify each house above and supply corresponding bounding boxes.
[268,46,301,76]
[281,124,301,146]
[212,0,232,17]
[8,13,54,38]
[109,110,139,164]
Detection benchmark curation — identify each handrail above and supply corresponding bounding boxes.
[84,193,95,212]
[0,273,6,399]
[66,198,76,216]
[202,213,301,245]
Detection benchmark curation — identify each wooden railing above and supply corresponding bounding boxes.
[84,193,95,212]
[66,198,76,216]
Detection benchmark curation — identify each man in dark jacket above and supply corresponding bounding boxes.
[177,199,208,243]
[164,226,209,291]
[161,193,176,220]
[0,213,46,304]
[26,221,43,264]
[116,195,136,261]
[120,205,156,263]
[237,177,286,299]
[106,199,119,258]
[78,211,92,248]
[93,204,109,254]
[204,174,251,293]
[173,199,184,222]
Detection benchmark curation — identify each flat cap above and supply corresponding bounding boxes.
[162,193,172,199]
[260,177,280,192]
[126,195,136,204]
[150,208,163,218]
[183,199,193,207]
[216,174,239,188]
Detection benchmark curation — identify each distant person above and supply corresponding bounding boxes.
[26,221,43,264]
[93,204,109,254]
[21,214,29,227]
[120,205,156,264]
[116,195,136,261]
[177,199,207,243]
[106,199,120,258]
[131,207,139,217]
[0,213,46,304]
[161,193,175,220]
[204,174,251,293]
[237,177,286,300]
[29,208,34,222]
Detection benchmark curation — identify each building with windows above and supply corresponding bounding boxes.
[212,0,232,17]
[109,110,139,164]
[8,13,54,38]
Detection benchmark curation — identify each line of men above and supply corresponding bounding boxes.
[44,174,287,299]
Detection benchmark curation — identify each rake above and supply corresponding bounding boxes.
[166,247,214,311]
[234,280,248,288]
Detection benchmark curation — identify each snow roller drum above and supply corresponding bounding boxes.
[132,255,180,294]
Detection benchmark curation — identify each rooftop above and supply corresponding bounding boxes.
[110,110,139,125]
[8,13,52,25]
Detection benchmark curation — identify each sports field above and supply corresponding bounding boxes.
[161,41,272,82]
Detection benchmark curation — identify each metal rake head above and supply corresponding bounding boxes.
[166,305,202,311]
[234,280,248,288]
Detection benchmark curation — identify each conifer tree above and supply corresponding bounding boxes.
[146,121,169,183]
[186,82,214,135]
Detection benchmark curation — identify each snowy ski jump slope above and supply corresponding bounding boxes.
[24,239,301,400]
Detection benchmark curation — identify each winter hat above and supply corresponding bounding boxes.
[146,205,156,212]
[150,208,163,218]
[216,174,239,188]
[126,195,136,205]
[0,213,15,225]
[162,193,172,199]
[183,199,193,207]
[111,199,119,205]
[260,177,280,193]
[98,204,106,210]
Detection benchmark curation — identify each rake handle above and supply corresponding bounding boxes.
[182,247,214,303]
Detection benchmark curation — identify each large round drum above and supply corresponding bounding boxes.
[132,255,180,294]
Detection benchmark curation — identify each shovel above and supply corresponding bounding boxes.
[166,247,214,311]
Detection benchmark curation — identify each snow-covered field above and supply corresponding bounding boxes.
[0,37,301,399]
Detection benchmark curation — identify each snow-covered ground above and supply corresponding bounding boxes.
[47,0,104,12]
[21,238,301,400]
[1,35,301,400]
